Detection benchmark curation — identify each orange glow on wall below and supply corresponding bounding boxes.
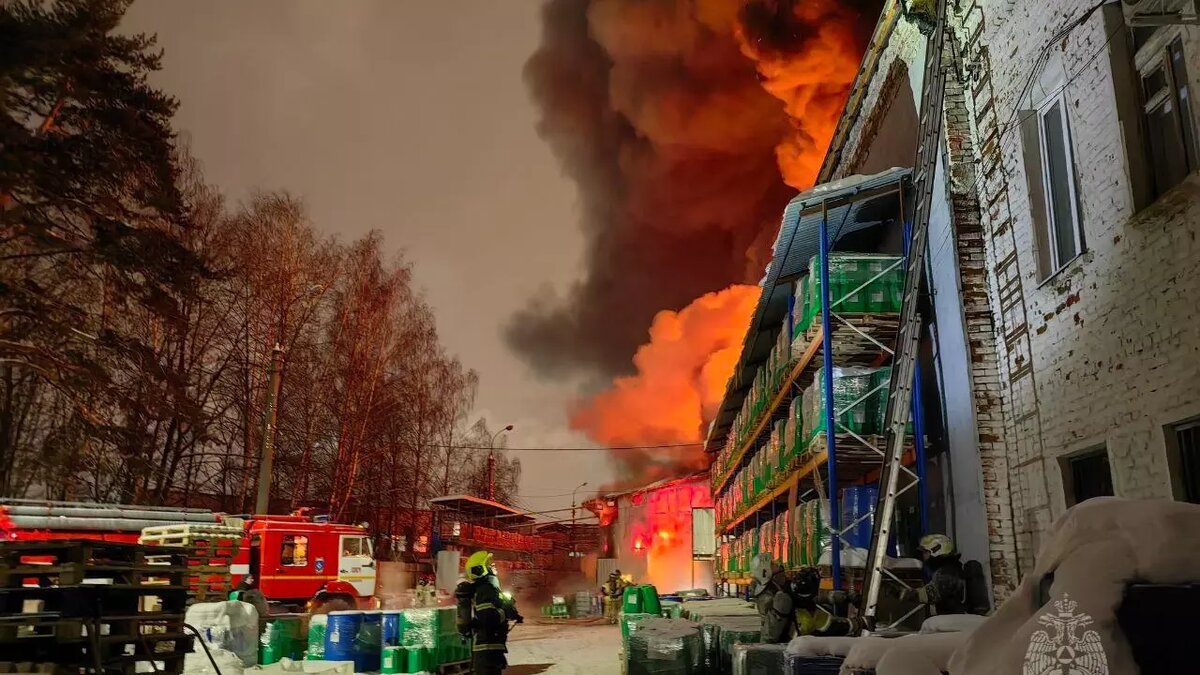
[610,476,714,592]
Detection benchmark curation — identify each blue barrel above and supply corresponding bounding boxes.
[840,485,901,555]
[382,609,404,647]
[356,610,383,672]
[324,610,362,663]
[841,486,874,549]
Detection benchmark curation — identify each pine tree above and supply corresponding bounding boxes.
[0,0,203,496]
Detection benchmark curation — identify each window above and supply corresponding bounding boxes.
[1037,94,1083,271]
[280,535,309,567]
[1136,30,1198,198]
[342,536,371,557]
[1059,447,1114,506]
[691,508,715,557]
[1167,418,1200,503]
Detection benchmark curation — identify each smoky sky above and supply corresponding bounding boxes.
[510,0,797,379]
[510,0,880,380]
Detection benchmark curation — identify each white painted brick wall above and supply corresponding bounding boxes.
[963,0,1200,568]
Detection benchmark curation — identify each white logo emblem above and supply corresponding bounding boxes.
[1023,593,1109,675]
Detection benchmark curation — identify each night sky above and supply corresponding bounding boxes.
[121,0,618,512]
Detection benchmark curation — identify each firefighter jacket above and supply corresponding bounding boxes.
[902,554,969,615]
[469,578,521,654]
[756,585,795,643]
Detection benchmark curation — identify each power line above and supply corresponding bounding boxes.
[428,441,705,452]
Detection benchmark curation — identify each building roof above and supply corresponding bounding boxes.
[703,167,914,453]
[428,495,536,525]
[598,470,711,501]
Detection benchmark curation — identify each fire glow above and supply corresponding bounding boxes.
[615,480,713,592]
[557,0,871,471]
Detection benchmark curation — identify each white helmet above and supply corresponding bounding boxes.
[918,534,955,558]
[749,554,781,596]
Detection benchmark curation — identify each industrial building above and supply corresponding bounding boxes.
[703,0,1200,605]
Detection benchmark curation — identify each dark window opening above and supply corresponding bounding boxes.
[1169,419,1200,504]
[1061,448,1113,506]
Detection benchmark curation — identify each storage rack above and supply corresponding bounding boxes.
[706,168,929,593]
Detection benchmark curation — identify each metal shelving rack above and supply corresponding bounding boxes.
[708,168,929,594]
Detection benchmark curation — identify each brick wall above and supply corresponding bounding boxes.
[939,52,1020,601]
[956,0,1200,577]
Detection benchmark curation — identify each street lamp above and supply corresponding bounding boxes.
[571,481,589,559]
[486,424,514,502]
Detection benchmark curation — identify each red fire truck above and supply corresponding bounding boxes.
[0,500,377,606]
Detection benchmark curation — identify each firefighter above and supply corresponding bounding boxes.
[789,567,867,637]
[456,551,523,675]
[749,555,793,643]
[601,569,624,624]
[894,534,990,616]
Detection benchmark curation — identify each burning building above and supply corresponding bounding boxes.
[585,472,716,594]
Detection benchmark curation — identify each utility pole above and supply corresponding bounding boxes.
[255,343,286,514]
[571,481,588,561]
[486,424,514,502]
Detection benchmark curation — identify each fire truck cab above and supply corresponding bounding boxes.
[235,514,377,603]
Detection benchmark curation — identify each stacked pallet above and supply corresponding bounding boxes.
[0,539,193,675]
[140,520,244,604]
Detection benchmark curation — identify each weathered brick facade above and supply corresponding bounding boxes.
[953,0,1200,576]
[821,0,1200,599]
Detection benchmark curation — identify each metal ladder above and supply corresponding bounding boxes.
[860,0,950,625]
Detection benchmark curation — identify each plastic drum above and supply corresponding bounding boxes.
[324,610,363,662]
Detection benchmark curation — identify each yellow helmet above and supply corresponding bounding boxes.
[465,550,494,581]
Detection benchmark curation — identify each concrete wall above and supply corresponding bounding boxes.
[955,1,1200,578]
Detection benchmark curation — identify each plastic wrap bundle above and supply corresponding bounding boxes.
[715,617,763,675]
[732,643,788,675]
[803,500,832,567]
[774,511,789,565]
[788,397,805,462]
[185,600,260,667]
[794,253,904,335]
[622,612,656,653]
[783,653,846,674]
[626,617,704,675]
[867,367,913,436]
[803,367,873,446]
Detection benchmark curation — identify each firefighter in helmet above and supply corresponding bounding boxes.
[789,567,867,637]
[893,534,990,616]
[602,569,628,624]
[455,551,522,675]
[749,555,792,643]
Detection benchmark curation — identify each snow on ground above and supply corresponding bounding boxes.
[505,623,622,675]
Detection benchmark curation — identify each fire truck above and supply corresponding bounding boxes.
[0,499,377,606]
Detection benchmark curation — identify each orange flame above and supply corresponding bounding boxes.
[736,0,865,189]
[571,285,758,473]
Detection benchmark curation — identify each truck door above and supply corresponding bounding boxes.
[337,534,376,597]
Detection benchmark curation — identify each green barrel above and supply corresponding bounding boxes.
[260,616,304,665]
[621,586,643,614]
[381,646,403,674]
[638,585,662,616]
[305,615,327,660]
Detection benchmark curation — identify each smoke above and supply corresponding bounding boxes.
[517,0,878,481]
[512,0,794,378]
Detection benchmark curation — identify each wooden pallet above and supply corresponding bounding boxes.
[140,524,242,605]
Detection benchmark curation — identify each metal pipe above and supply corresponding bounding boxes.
[0,498,213,515]
[7,515,216,532]
[1,505,218,523]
